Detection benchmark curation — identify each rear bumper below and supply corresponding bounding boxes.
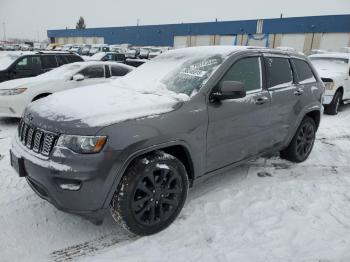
[11,135,123,223]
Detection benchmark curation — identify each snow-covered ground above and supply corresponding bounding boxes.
[1,105,350,262]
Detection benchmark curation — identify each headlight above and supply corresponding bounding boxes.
[0,88,27,96]
[323,81,335,90]
[56,135,107,154]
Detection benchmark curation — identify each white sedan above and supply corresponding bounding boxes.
[0,61,134,118]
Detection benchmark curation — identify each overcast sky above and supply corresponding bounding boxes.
[1,0,350,41]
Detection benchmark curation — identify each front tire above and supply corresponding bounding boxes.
[280,116,316,163]
[111,151,189,236]
[325,91,342,115]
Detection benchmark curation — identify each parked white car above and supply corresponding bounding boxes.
[309,53,350,115]
[0,61,134,118]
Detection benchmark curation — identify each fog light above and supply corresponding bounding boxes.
[59,183,81,191]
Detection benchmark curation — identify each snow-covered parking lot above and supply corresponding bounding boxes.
[1,105,350,262]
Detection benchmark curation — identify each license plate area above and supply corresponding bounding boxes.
[10,150,27,177]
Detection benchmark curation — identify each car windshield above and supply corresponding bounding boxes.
[0,53,20,70]
[114,47,233,97]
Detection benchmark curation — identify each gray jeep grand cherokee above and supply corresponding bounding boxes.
[10,46,323,235]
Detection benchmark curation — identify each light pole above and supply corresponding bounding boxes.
[2,22,6,42]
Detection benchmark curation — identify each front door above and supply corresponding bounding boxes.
[206,56,273,172]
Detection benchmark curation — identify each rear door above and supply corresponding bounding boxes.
[291,58,319,106]
[41,55,58,73]
[206,55,273,172]
[264,54,300,146]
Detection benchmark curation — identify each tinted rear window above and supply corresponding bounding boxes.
[65,55,83,63]
[56,55,68,66]
[111,65,130,77]
[41,55,58,69]
[265,57,293,88]
[292,59,316,84]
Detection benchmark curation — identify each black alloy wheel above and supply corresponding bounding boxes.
[280,116,316,163]
[111,152,189,236]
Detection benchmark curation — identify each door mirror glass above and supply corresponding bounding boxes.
[212,81,246,101]
[72,74,84,81]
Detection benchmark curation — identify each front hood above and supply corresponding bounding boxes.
[0,75,63,90]
[0,77,40,90]
[26,83,188,130]
[313,65,346,80]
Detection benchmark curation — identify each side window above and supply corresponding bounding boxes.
[66,55,83,63]
[15,56,42,70]
[79,65,105,78]
[292,59,316,84]
[56,55,68,66]
[15,57,29,69]
[220,57,262,92]
[105,54,114,61]
[110,65,130,77]
[41,55,58,69]
[265,57,293,88]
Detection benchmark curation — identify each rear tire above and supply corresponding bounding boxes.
[110,151,189,236]
[324,91,342,115]
[280,116,316,163]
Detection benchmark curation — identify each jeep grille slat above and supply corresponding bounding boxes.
[18,120,58,157]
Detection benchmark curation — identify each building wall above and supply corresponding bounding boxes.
[48,15,350,53]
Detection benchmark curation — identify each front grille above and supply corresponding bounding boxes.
[18,120,58,157]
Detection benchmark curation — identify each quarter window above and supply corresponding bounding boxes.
[220,57,262,92]
[265,57,293,88]
[79,65,105,78]
[292,59,316,84]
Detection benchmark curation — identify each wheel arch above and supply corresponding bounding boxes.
[305,110,321,130]
[32,93,52,102]
[103,141,195,209]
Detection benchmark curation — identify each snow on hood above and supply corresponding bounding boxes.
[27,82,189,127]
[0,77,41,90]
[311,60,348,79]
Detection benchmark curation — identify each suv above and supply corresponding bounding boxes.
[10,46,323,236]
[0,52,84,83]
[309,53,350,115]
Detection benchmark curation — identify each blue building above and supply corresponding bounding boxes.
[47,14,350,53]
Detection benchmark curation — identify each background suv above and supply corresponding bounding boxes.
[11,46,323,236]
[0,52,84,83]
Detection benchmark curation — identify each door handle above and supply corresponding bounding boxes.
[254,96,269,105]
[294,88,304,96]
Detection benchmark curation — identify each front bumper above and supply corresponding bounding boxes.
[322,90,336,105]
[0,95,27,118]
[11,135,123,223]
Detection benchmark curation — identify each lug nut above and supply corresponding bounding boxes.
[150,198,154,202]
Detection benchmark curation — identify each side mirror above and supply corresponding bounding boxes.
[211,81,246,101]
[72,74,84,81]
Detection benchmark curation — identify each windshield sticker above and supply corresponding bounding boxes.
[179,68,206,78]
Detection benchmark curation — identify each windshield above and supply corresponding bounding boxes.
[0,53,20,70]
[113,47,232,96]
